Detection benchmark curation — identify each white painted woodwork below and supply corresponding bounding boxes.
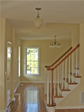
[62,62,64,89]
[45,68,47,95]
[72,53,74,83]
[47,71,50,104]
[57,66,59,96]
[54,69,56,96]
[76,49,78,76]
[6,41,12,107]
[60,64,61,83]
[47,106,55,112]
[69,56,70,83]
[46,45,80,109]
[65,59,67,89]
[50,71,52,105]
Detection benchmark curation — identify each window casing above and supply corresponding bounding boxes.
[25,48,39,75]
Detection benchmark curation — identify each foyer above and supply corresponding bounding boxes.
[6,83,84,112]
[0,1,84,112]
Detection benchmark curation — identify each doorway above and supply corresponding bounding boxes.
[6,41,12,107]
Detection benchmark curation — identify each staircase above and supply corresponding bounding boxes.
[45,44,81,112]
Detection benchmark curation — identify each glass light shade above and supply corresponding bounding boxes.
[56,45,61,48]
[34,18,43,28]
[49,45,55,48]
[49,44,61,48]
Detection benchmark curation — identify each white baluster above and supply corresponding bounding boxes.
[50,71,52,105]
[45,67,47,95]
[69,56,70,83]
[76,49,78,76]
[57,66,59,96]
[78,48,79,75]
[62,62,64,89]
[65,59,67,89]
[47,70,50,104]
[72,52,74,82]
[54,69,56,96]
[60,64,61,84]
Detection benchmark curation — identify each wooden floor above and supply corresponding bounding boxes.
[6,83,84,112]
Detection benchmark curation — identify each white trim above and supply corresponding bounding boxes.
[6,41,12,108]
[56,106,84,109]
[14,82,20,93]
[20,81,45,83]
[47,106,55,112]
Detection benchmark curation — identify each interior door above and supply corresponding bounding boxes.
[6,41,12,107]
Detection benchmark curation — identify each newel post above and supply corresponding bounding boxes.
[47,69,56,112]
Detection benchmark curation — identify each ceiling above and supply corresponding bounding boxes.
[0,0,84,40]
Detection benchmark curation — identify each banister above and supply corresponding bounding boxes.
[45,46,72,68]
[48,44,80,71]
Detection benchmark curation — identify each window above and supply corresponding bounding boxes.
[25,48,39,75]
[18,46,21,77]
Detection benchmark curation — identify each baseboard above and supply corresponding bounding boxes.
[14,82,20,93]
[20,81,45,83]
[14,81,45,93]
[56,106,84,109]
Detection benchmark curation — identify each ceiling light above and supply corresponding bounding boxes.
[49,35,61,48]
[34,8,43,28]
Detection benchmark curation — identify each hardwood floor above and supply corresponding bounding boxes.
[6,83,84,112]
[55,109,84,112]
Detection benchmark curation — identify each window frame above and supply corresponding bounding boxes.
[25,47,39,76]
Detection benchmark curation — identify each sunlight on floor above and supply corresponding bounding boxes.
[26,90,39,112]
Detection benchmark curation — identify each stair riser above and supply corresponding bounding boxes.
[70,75,76,82]
[54,78,81,106]
[69,85,78,91]
[47,106,55,112]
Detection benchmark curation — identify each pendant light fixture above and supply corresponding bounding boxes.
[34,8,43,28]
[49,35,61,48]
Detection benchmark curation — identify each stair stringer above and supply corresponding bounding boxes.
[54,77,81,106]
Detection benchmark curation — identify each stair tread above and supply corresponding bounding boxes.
[76,76,81,78]
[61,89,71,91]
[54,96,63,98]
[70,73,81,78]
[63,78,78,84]
[68,82,78,84]
[47,103,56,107]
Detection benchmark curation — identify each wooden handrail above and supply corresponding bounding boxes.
[48,44,80,71]
[45,46,72,68]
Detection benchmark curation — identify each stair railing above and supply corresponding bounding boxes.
[44,47,72,96]
[46,44,80,106]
